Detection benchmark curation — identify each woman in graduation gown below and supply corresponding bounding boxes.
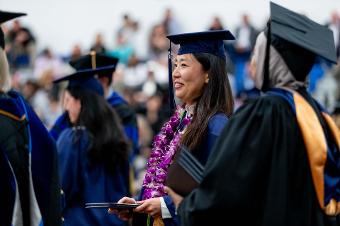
[113,30,235,226]
[0,10,62,226]
[50,53,139,163]
[54,69,131,226]
[166,2,340,226]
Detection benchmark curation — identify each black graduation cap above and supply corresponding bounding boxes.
[166,30,235,110]
[261,2,338,91]
[167,30,235,59]
[0,10,26,49]
[69,52,119,77]
[270,2,337,64]
[53,67,107,96]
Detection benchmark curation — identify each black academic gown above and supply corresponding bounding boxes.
[178,89,339,226]
[0,91,61,226]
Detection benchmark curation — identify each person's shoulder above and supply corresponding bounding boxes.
[259,91,294,109]
[109,92,137,123]
[107,91,128,106]
[108,92,133,111]
[57,127,91,152]
[0,91,27,120]
[207,113,229,134]
[235,94,294,119]
[58,127,88,141]
[209,113,229,124]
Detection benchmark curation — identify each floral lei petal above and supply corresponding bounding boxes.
[142,106,192,200]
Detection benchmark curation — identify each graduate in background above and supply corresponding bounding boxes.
[166,2,340,226]
[50,52,139,162]
[54,67,131,226]
[113,30,235,226]
[0,10,61,226]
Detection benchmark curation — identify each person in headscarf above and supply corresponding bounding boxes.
[0,10,61,226]
[165,2,340,226]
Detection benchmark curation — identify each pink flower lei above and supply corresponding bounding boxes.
[142,106,192,199]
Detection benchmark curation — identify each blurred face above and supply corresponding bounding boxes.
[63,90,81,124]
[172,54,208,105]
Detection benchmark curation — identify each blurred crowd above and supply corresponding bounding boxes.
[2,8,340,195]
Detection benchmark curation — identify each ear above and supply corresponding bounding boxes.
[205,74,209,84]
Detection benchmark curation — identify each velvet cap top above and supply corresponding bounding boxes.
[167,30,235,59]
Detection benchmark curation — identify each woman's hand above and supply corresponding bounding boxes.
[108,197,136,221]
[134,198,161,217]
[164,186,183,210]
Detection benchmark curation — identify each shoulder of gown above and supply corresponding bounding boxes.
[195,113,229,165]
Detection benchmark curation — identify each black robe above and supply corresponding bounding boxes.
[178,89,340,226]
[0,91,61,226]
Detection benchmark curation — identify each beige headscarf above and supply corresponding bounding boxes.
[252,32,308,90]
[0,47,12,92]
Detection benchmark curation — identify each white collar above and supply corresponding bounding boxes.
[185,104,196,116]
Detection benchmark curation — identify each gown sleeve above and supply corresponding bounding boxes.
[196,113,229,165]
[56,128,90,204]
[49,112,71,140]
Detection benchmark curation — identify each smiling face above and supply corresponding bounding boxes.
[172,54,208,105]
[63,90,81,124]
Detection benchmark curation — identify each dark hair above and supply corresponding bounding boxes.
[181,53,234,151]
[67,87,129,174]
